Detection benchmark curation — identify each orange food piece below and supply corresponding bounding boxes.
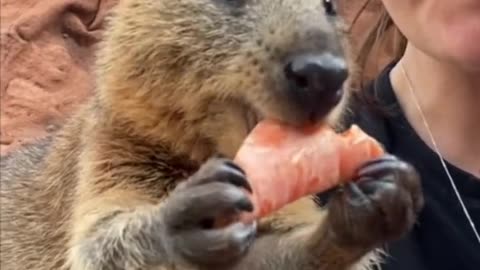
[233,119,385,221]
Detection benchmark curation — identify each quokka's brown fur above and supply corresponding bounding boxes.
[1,1,423,270]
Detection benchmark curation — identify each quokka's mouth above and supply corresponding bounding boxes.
[244,105,263,134]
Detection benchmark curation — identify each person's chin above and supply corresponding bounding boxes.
[440,19,480,71]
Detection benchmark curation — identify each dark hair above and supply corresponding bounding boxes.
[347,0,408,113]
[349,0,407,88]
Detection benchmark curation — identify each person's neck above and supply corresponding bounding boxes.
[390,43,480,178]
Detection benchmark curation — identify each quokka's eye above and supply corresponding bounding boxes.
[222,0,248,8]
[323,0,337,16]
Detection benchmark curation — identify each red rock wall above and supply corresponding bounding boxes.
[0,0,394,156]
[1,0,118,155]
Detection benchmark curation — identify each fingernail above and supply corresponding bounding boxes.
[236,198,254,212]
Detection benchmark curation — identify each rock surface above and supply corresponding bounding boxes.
[0,0,117,155]
[0,0,394,156]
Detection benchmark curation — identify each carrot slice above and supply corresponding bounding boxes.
[233,119,385,222]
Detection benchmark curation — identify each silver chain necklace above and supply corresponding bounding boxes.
[399,61,480,244]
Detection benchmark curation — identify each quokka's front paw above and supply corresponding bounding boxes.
[162,157,256,267]
[326,154,424,249]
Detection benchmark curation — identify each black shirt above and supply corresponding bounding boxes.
[349,63,480,270]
